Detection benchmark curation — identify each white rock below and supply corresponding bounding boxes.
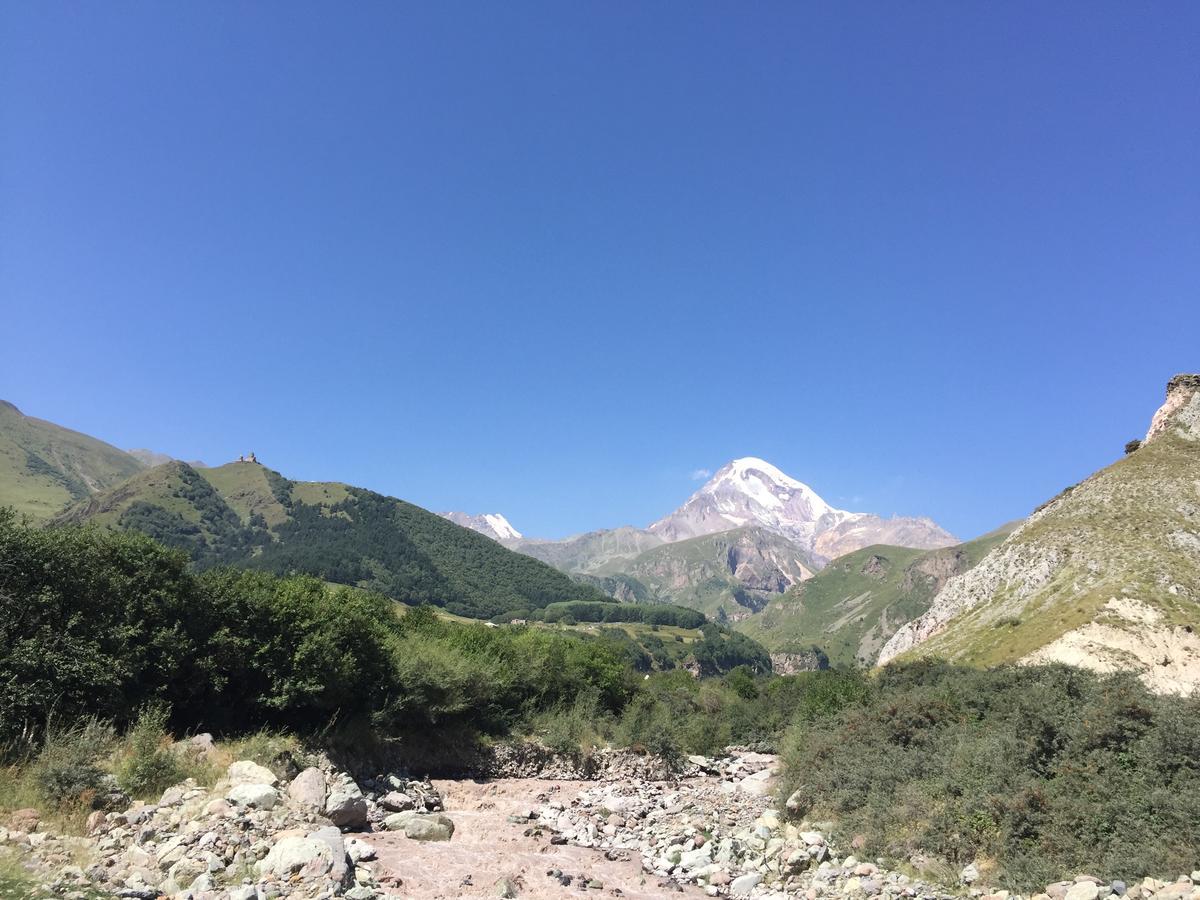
[255,836,333,878]
[1066,884,1101,900]
[731,872,763,896]
[227,760,278,786]
[227,783,279,810]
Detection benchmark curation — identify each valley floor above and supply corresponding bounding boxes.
[372,777,708,899]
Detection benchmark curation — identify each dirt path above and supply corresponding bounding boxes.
[370,777,706,899]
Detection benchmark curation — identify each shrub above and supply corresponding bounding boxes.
[778,664,1200,890]
[30,719,115,807]
[114,705,187,800]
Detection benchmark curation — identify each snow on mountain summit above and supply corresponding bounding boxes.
[441,511,523,542]
[649,457,956,561]
[649,457,845,545]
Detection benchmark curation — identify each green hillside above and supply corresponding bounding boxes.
[738,525,1017,667]
[0,400,145,522]
[595,526,820,621]
[57,459,606,619]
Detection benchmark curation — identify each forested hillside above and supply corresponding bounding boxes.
[56,460,606,619]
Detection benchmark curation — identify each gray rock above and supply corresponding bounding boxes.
[255,836,333,878]
[395,813,455,842]
[961,864,981,885]
[287,767,327,810]
[382,811,417,831]
[495,877,519,898]
[379,791,415,812]
[228,887,256,900]
[227,783,279,811]
[344,888,376,900]
[324,779,369,830]
[307,826,351,886]
[345,837,377,863]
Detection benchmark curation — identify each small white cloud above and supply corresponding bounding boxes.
[690,468,712,481]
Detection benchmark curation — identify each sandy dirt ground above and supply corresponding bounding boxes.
[370,777,706,900]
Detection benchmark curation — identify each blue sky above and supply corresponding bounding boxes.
[2,2,1197,540]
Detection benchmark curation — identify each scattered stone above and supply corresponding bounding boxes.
[496,876,520,897]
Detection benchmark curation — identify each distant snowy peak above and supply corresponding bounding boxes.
[441,511,523,542]
[650,457,956,560]
[649,457,847,545]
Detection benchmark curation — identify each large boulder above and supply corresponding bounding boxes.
[378,790,415,812]
[323,777,368,830]
[227,783,279,810]
[307,826,351,886]
[383,812,455,842]
[255,836,333,878]
[226,760,278,786]
[288,767,327,811]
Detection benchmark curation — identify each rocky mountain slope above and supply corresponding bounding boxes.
[738,523,1018,667]
[0,400,146,522]
[56,458,605,619]
[597,527,820,621]
[650,458,957,562]
[509,526,666,574]
[879,374,1200,695]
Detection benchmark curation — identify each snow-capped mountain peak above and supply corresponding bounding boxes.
[650,457,845,545]
[440,511,523,542]
[481,513,522,541]
[708,457,839,522]
[648,457,956,561]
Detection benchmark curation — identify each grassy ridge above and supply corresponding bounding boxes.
[0,401,144,522]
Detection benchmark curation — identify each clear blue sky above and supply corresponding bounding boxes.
[2,2,1197,540]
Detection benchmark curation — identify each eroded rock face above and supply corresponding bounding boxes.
[1145,373,1200,444]
[879,374,1200,695]
[770,650,829,674]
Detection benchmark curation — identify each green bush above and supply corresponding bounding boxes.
[114,705,186,799]
[30,719,115,807]
[778,662,1200,889]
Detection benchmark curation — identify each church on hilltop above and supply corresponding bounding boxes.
[237,452,258,464]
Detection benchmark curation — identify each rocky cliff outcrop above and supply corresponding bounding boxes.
[879,375,1200,695]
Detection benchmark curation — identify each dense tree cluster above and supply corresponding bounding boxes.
[538,600,706,629]
[0,512,630,749]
